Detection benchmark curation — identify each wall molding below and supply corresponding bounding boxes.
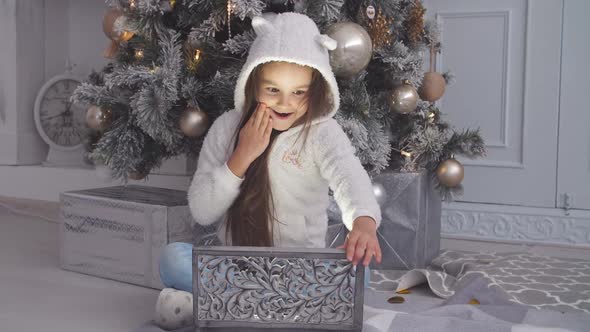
[442,201,590,248]
[437,10,511,150]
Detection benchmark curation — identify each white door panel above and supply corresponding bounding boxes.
[424,0,562,207]
[556,0,590,210]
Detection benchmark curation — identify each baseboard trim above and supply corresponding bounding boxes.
[442,201,590,249]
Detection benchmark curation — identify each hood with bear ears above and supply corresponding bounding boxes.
[232,12,340,134]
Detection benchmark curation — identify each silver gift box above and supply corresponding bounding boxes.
[325,170,442,270]
[59,185,197,289]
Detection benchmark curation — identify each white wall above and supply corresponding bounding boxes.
[0,0,192,201]
[65,0,109,80]
[43,0,108,81]
[0,0,47,165]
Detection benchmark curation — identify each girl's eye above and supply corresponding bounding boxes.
[294,90,307,96]
[266,87,279,93]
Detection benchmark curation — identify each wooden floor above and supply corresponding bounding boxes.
[2,195,588,332]
[0,197,159,332]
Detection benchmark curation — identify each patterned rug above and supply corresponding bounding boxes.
[369,250,590,313]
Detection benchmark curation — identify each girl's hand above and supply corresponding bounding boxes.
[236,102,273,164]
[337,216,382,266]
[228,103,273,177]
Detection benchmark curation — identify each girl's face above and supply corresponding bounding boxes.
[257,62,314,131]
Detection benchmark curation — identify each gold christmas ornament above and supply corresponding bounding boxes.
[419,72,446,102]
[405,1,426,44]
[86,105,112,131]
[436,158,464,187]
[102,8,134,58]
[419,47,446,102]
[180,106,209,137]
[102,8,134,42]
[367,7,394,50]
[390,81,418,114]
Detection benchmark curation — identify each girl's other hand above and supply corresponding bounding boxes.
[337,216,382,267]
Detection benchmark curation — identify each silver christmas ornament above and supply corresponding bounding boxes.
[179,105,209,137]
[436,158,464,187]
[325,22,373,78]
[390,82,418,114]
[373,182,387,205]
[86,105,112,131]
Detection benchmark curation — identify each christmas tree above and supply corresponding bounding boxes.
[73,0,485,200]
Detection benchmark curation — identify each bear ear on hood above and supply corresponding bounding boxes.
[251,16,274,36]
[315,34,337,51]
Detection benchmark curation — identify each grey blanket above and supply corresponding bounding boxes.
[135,250,590,332]
[362,277,590,332]
[136,284,590,332]
[373,250,590,313]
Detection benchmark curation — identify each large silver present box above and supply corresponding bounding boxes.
[326,170,442,270]
[59,185,202,289]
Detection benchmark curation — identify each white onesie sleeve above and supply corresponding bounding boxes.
[187,110,244,226]
[313,119,382,231]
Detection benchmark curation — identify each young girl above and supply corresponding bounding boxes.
[159,12,382,295]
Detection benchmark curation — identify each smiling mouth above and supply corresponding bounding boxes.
[270,108,294,119]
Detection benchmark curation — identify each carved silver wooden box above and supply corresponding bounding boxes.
[193,246,364,331]
[59,185,195,289]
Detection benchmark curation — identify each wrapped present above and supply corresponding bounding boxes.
[59,185,202,289]
[326,170,442,270]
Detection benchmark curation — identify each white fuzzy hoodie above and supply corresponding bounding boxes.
[187,13,381,248]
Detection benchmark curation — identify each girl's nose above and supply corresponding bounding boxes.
[276,94,288,107]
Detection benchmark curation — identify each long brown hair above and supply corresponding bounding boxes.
[225,62,333,247]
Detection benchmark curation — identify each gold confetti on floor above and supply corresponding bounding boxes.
[387,296,405,304]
